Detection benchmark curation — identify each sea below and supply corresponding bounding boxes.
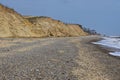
[93,36,120,57]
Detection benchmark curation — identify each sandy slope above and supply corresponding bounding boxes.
[0,36,120,80]
[0,4,88,38]
[0,4,35,37]
[26,16,88,37]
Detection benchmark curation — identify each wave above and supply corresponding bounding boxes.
[92,36,120,57]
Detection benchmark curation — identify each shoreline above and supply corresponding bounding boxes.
[73,35,120,80]
[90,37,120,58]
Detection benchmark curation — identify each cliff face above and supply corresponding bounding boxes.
[0,4,88,37]
[0,4,35,37]
[27,16,88,37]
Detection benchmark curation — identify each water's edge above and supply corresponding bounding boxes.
[92,37,120,57]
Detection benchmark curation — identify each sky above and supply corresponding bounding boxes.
[1,0,120,36]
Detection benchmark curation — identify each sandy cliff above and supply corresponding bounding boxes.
[0,4,35,37]
[0,4,88,37]
[27,16,88,37]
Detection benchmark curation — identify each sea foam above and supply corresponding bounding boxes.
[93,36,120,57]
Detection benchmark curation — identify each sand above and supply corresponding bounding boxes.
[0,35,120,80]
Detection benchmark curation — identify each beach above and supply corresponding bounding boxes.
[0,35,120,80]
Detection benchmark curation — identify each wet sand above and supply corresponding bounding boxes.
[0,36,120,80]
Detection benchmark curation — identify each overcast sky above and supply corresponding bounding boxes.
[1,0,120,36]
